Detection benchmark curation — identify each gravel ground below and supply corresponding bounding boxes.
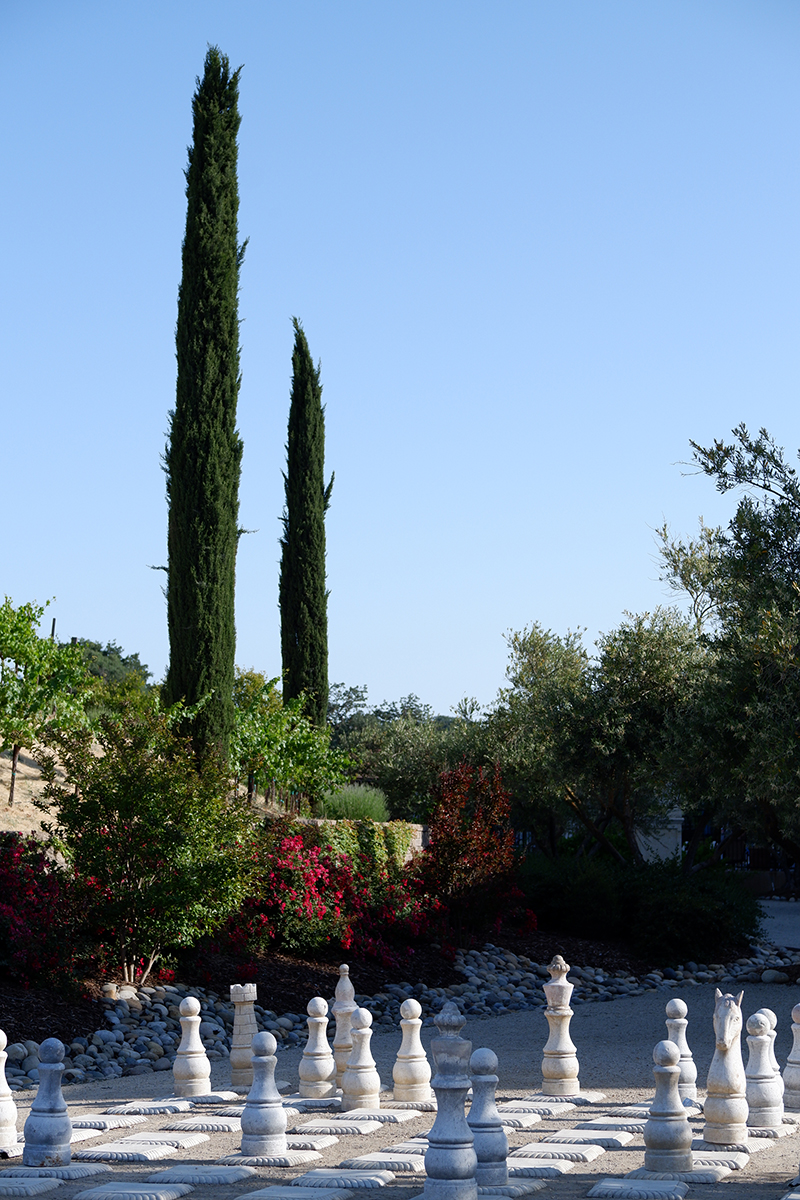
[7,981,800,1200]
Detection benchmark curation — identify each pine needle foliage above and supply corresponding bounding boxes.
[279,319,333,726]
[163,46,245,762]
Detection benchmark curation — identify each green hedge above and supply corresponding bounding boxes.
[519,853,763,964]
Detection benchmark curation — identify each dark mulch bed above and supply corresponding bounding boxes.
[0,928,656,1050]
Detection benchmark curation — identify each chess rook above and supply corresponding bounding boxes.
[230,983,259,1088]
[784,1003,800,1111]
[0,1030,18,1154]
[703,989,748,1145]
[644,1040,693,1173]
[424,1000,477,1200]
[746,1012,783,1129]
[173,995,212,1097]
[340,1006,381,1112]
[332,964,357,1089]
[541,955,579,1096]
[299,997,336,1098]
[22,1037,71,1167]
[467,1047,508,1187]
[241,1031,287,1154]
[393,998,432,1103]
[664,998,697,1102]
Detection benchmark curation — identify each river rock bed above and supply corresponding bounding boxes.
[5,938,797,1091]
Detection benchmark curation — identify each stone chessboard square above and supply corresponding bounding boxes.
[381,1102,436,1112]
[587,1181,688,1200]
[338,1154,426,1173]
[0,1185,62,1198]
[72,1186,194,1200]
[498,1115,542,1129]
[500,1102,575,1116]
[284,1096,341,1110]
[286,1137,339,1150]
[692,1137,761,1155]
[188,1091,240,1104]
[524,1090,605,1105]
[73,1143,180,1163]
[748,1124,792,1137]
[161,1118,240,1133]
[387,1141,427,1155]
[217,1151,323,1168]
[73,1118,148,1131]
[627,1166,732,1184]
[233,1190,354,1200]
[477,1183,547,1197]
[0,1147,22,1159]
[214,1106,245,1117]
[293,1121,382,1136]
[70,1129,107,1143]
[509,1142,605,1163]
[104,1103,191,1116]
[691,1151,750,1170]
[0,1168,112,1181]
[508,1161,575,1178]
[335,1110,417,1124]
[290,1168,396,1187]
[148,1166,257,1185]
[543,1130,634,1148]
[579,1119,648,1133]
[118,1133,209,1149]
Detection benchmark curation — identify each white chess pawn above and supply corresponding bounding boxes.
[424,1000,477,1200]
[173,995,212,1097]
[755,1007,784,1099]
[0,1031,18,1154]
[22,1038,71,1167]
[644,1040,693,1173]
[541,955,579,1096]
[332,964,356,1089]
[241,1031,287,1155]
[703,989,748,1146]
[299,997,336,1098]
[393,998,432,1102]
[340,1007,381,1112]
[230,983,259,1088]
[468,1047,507,1188]
[785,1003,800,1111]
[665,998,697,1102]
[746,1012,783,1129]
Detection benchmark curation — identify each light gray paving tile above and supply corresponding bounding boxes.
[289,1168,395,1188]
[160,1119,240,1133]
[73,1119,148,1131]
[216,1151,322,1168]
[337,1154,424,1173]
[73,1143,179,1163]
[72,1186,194,1200]
[148,1167,257,1185]
[509,1142,605,1163]
[587,1180,688,1200]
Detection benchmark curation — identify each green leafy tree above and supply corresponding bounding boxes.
[279,319,333,726]
[163,45,245,762]
[74,639,151,689]
[37,691,257,984]
[0,598,89,806]
[231,667,350,805]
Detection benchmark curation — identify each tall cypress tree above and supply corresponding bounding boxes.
[163,46,244,760]
[279,319,333,726]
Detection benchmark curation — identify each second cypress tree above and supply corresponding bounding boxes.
[163,47,245,760]
[279,319,333,726]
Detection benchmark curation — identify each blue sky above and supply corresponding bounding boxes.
[3,1,800,713]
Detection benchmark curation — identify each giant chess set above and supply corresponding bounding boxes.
[4,956,800,1200]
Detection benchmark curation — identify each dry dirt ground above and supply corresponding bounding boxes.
[0,747,54,834]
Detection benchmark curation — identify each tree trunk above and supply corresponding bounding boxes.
[7,744,20,807]
[564,789,628,865]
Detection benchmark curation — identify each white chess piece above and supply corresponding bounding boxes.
[755,1007,784,1099]
[746,1012,783,1129]
[22,1038,71,1167]
[173,995,212,1097]
[332,964,356,1089]
[424,1001,477,1200]
[299,997,336,1098]
[644,1040,693,1173]
[541,955,579,1096]
[241,1031,287,1155]
[468,1047,507,1188]
[393,998,432,1102]
[784,1003,800,1111]
[665,998,697,1102]
[703,989,748,1146]
[340,1006,381,1112]
[230,983,259,1088]
[0,1030,18,1154]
